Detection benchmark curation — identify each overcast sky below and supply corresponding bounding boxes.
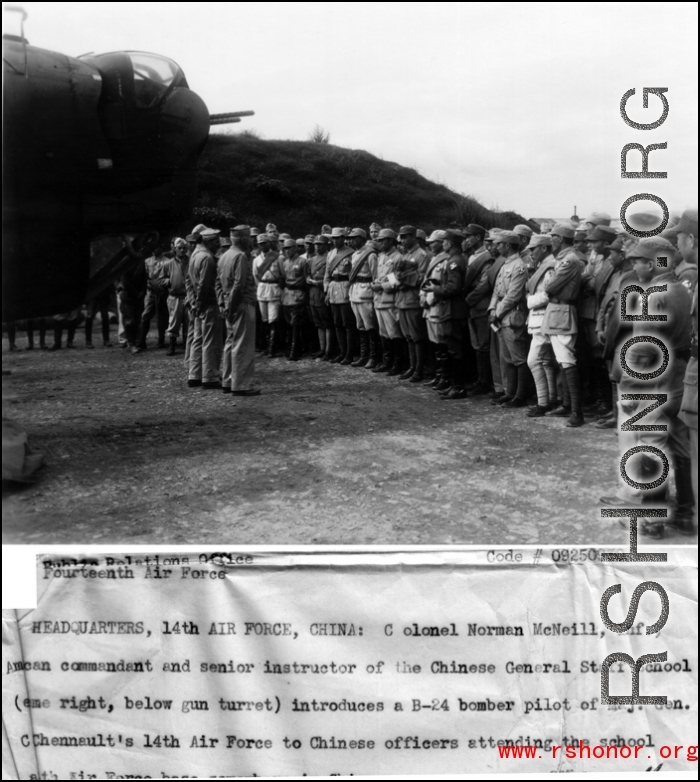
[4,1,698,222]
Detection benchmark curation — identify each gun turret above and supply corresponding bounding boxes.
[209,110,255,126]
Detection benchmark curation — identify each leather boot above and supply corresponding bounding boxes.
[365,330,380,369]
[288,324,301,361]
[313,329,325,359]
[322,329,335,361]
[388,338,404,376]
[565,365,585,427]
[332,329,347,363]
[426,347,444,386]
[352,331,369,367]
[435,353,452,391]
[372,337,392,372]
[49,324,63,351]
[441,356,468,399]
[341,329,354,365]
[666,457,696,535]
[166,336,177,356]
[410,341,426,382]
[423,342,436,380]
[399,341,416,380]
[138,318,149,349]
[84,318,94,348]
[267,322,278,357]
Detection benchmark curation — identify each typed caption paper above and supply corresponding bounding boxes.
[2,549,697,777]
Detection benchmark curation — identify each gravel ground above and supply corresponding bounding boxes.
[2,332,691,546]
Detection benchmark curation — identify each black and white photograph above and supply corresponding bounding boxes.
[1,3,698,776]
[2,1,698,546]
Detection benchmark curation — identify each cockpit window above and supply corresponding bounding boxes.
[127,53,183,107]
[82,51,188,110]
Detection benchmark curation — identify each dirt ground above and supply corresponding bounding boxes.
[2,331,692,546]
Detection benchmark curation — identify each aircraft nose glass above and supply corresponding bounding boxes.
[126,52,183,108]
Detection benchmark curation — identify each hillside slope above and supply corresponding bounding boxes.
[191,133,532,236]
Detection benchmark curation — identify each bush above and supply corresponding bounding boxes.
[309,124,331,144]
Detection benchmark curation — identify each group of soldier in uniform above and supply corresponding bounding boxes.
[4,207,697,539]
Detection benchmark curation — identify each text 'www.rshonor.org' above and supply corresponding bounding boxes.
[497,742,697,761]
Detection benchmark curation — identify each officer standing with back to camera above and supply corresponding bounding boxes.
[218,226,260,396]
[188,227,221,388]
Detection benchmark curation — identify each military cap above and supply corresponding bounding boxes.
[464,224,486,238]
[321,224,332,234]
[485,228,502,241]
[191,223,207,235]
[377,228,397,240]
[256,233,270,244]
[185,234,198,242]
[427,230,447,242]
[627,237,675,261]
[495,230,520,245]
[574,228,588,241]
[584,211,612,227]
[513,224,533,238]
[279,232,291,240]
[550,222,576,239]
[220,236,232,247]
[444,229,465,243]
[585,225,618,244]
[304,234,316,243]
[527,234,553,249]
[201,227,221,239]
[609,236,625,252]
[349,227,367,238]
[295,238,306,247]
[370,222,382,231]
[281,238,297,248]
[662,207,698,239]
[250,227,260,236]
[265,222,277,233]
[331,227,347,238]
[416,229,427,240]
[313,234,329,244]
[173,237,188,249]
[398,225,417,236]
[232,224,249,233]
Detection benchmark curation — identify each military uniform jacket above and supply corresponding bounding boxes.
[596,267,625,335]
[576,249,596,320]
[680,288,697,429]
[395,245,429,310]
[675,260,698,293]
[254,251,284,302]
[349,244,378,304]
[541,248,583,335]
[464,248,494,319]
[603,268,637,366]
[218,247,256,314]
[324,247,354,304]
[374,248,403,310]
[526,255,556,333]
[282,256,308,306]
[621,272,692,397]
[307,254,328,307]
[145,255,168,293]
[489,253,527,328]
[163,256,189,298]
[425,250,468,322]
[188,247,218,312]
